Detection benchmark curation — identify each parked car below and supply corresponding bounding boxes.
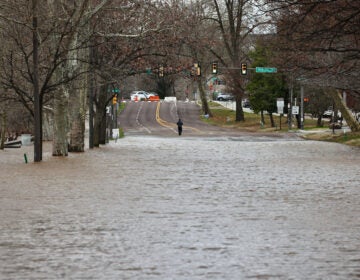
[242,99,251,108]
[130,91,148,101]
[323,108,341,119]
[356,112,360,122]
[323,109,334,118]
[216,93,233,101]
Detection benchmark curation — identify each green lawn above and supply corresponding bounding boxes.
[203,101,319,132]
[202,101,360,147]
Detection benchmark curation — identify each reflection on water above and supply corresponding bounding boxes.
[1,137,360,279]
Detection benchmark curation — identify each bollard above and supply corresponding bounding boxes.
[24,153,28,164]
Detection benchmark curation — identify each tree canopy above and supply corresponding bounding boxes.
[246,43,287,126]
[1,0,359,157]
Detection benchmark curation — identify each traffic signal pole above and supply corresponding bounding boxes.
[300,85,304,129]
[114,101,117,129]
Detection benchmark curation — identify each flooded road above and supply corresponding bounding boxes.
[1,136,360,279]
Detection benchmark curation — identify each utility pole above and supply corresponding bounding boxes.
[300,85,304,129]
[288,81,293,130]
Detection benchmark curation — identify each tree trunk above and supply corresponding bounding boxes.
[317,115,323,127]
[197,78,212,116]
[0,110,6,150]
[260,110,265,125]
[52,86,69,156]
[42,107,53,141]
[88,47,95,149]
[69,84,87,152]
[94,86,108,147]
[69,12,90,152]
[235,95,244,122]
[296,114,301,129]
[93,110,101,147]
[48,0,68,156]
[33,0,42,161]
[270,113,275,127]
[100,110,107,144]
[329,89,360,132]
[50,0,90,155]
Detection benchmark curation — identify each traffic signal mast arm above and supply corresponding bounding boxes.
[211,64,277,74]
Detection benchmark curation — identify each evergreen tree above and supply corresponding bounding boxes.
[246,44,287,127]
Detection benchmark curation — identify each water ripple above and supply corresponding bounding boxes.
[0,137,359,279]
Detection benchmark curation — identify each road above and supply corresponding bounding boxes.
[118,100,210,136]
[118,100,299,139]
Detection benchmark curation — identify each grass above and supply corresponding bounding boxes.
[203,101,360,147]
[301,131,360,147]
[116,102,126,139]
[203,101,319,132]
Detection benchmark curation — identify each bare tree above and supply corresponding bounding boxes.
[205,0,270,121]
[0,0,106,159]
[266,0,360,131]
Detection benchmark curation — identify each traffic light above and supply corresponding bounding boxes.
[194,63,201,76]
[112,95,117,104]
[241,63,247,75]
[159,65,164,77]
[212,62,218,74]
[303,97,309,102]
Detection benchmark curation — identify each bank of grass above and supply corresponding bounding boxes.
[301,131,360,147]
[115,102,126,139]
[203,101,313,132]
[203,101,360,147]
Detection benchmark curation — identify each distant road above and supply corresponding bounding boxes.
[118,100,213,136]
[118,100,301,140]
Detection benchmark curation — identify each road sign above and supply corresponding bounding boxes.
[292,106,299,115]
[277,98,284,107]
[256,67,277,73]
[277,98,284,114]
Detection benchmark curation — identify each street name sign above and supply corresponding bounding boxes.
[292,106,299,115]
[256,67,277,73]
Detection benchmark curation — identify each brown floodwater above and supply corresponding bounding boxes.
[1,136,360,279]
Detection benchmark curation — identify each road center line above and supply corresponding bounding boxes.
[156,102,202,133]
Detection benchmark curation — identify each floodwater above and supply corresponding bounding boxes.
[1,136,360,279]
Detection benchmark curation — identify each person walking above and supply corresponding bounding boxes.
[176,118,183,136]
